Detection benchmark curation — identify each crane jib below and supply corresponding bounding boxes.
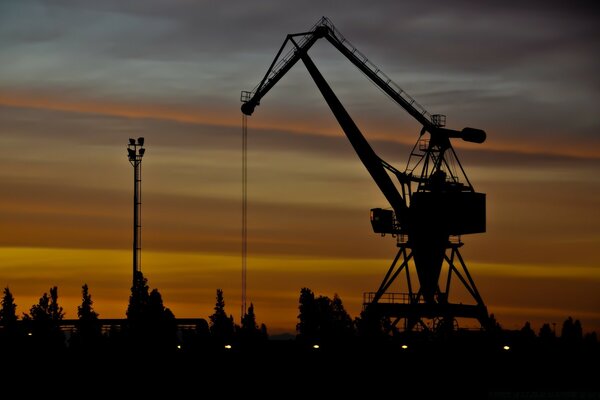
[240,16,486,236]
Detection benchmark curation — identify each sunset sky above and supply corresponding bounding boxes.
[1,1,599,334]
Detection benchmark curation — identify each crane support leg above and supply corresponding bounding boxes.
[364,242,489,333]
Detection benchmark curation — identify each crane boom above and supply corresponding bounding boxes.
[241,16,486,235]
[241,18,417,228]
[296,47,407,220]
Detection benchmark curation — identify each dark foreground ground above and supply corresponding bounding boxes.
[3,337,598,398]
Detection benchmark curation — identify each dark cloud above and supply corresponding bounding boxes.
[1,0,598,155]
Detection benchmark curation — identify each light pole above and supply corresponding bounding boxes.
[127,137,145,287]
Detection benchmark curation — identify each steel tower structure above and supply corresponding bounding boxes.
[127,137,145,286]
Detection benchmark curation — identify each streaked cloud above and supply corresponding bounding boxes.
[1,0,598,333]
[2,247,598,333]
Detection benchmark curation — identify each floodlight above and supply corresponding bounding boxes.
[129,138,136,145]
[137,137,145,146]
[139,148,145,156]
[127,148,136,158]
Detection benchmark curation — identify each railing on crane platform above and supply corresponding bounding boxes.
[363,292,422,306]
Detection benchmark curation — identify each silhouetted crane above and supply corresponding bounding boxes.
[241,17,490,332]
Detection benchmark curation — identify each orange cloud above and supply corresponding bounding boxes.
[0,90,341,140]
[1,90,597,159]
[0,91,230,127]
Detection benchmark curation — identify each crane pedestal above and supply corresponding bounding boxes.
[363,240,490,333]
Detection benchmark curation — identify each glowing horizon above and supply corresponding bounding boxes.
[2,246,599,334]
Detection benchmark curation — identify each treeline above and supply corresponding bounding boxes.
[0,271,267,353]
[0,275,598,354]
[295,287,599,349]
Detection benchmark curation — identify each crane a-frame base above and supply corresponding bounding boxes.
[363,239,490,333]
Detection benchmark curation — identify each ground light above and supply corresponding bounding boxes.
[176,345,182,350]
[224,344,232,350]
[312,344,320,349]
[401,344,408,350]
[503,345,510,351]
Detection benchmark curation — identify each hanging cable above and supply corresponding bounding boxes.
[241,114,248,320]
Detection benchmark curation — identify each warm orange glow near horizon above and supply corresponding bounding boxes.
[2,246,599,334]
[1,98,599,333]
[1,2,599,337]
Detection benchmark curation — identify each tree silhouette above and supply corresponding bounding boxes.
[315,295,333,335]
[127,270,150,325]
[515,321,537,348]
[0,287,20,347]
[147,288,177,348]
[28,287,65,322]
[560,316,583,344]
[72,284,101,348]
[330,293,354,339]
[126,271,177,350]
[241,303,257,331]
[354,309,388,339]
[297,287,318,341]
[25,286,65,350]
[0,287,18,326]
[260,323,268,339]
[78,284,99,321]
[209,289,234,343]
[239,303,267,343]
[48,286,64,321]
[126,270,151,341]
[539,322,556,343]
[297,289,355,343]
[487,313,502,332]
[148,289,166,320]
[520,321,534,335]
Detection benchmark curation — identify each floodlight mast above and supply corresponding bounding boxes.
[241,17,490,332]
[127,137,145,286]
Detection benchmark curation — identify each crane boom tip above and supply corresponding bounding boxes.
[241,102,255,116]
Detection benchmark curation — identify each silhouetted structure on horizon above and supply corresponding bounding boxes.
[127,137,146,286]
[241,16,489,333]
[1,285,598,371]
